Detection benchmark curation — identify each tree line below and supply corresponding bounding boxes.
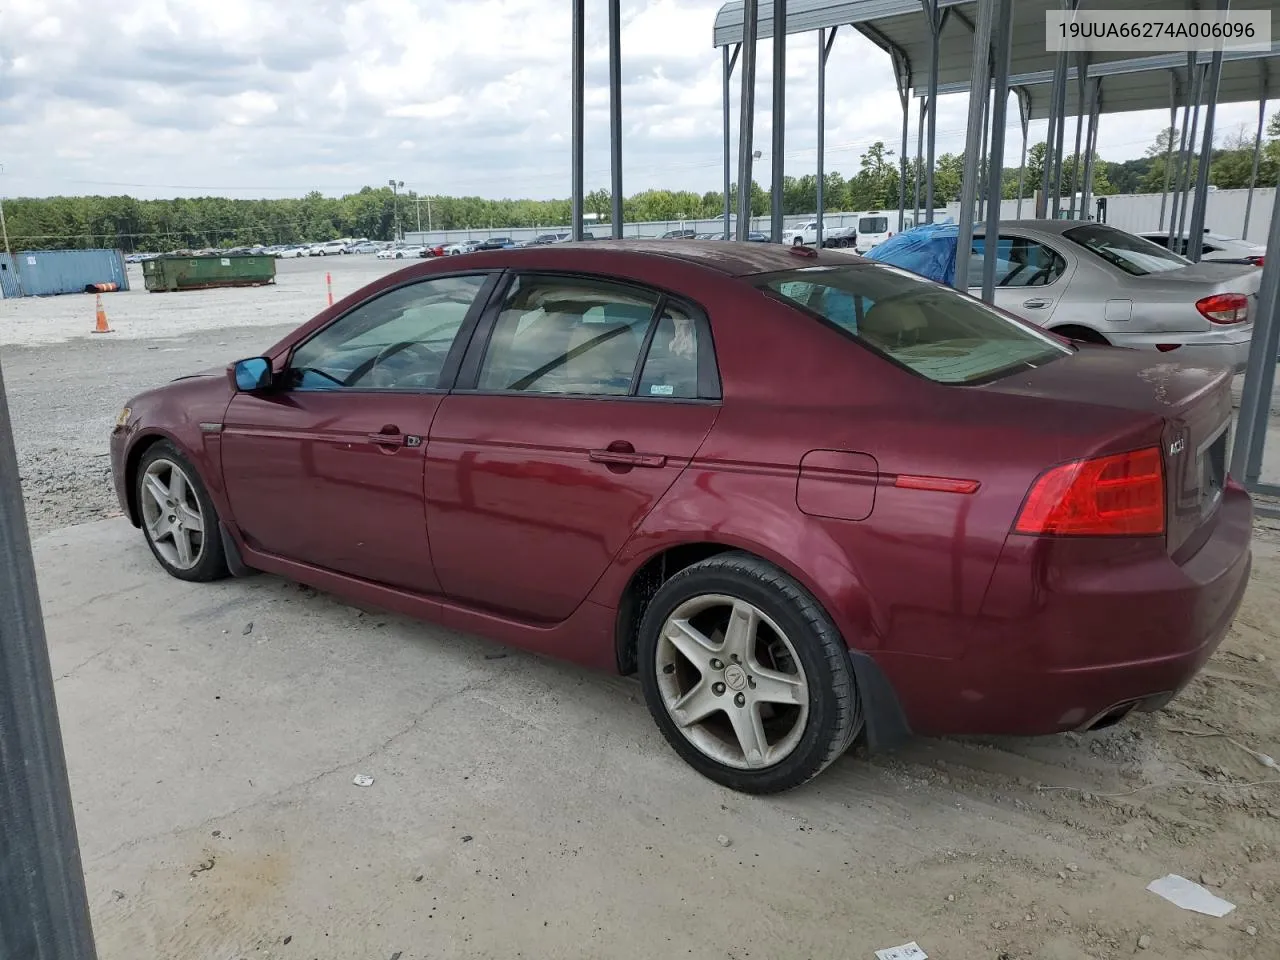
[4,118,1278,252]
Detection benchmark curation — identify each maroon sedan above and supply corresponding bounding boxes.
[110,241,1252,793]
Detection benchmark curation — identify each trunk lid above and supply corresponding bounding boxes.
[985,345,1234,555]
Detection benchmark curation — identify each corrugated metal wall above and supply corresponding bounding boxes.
[0,249,129,298]
[946,188,1276,243]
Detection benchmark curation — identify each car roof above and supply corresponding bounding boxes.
[495,239,863,277]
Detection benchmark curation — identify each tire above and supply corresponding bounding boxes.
[792,237,804,247]
[1051,324,1109,345]
[135,440,229,583]
[637,551,862,793]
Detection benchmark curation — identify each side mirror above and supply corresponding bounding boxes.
[232,357,272,391]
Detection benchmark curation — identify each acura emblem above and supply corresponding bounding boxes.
[1169,438,1186,456]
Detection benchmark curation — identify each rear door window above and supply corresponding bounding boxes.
[969,236,1067,287]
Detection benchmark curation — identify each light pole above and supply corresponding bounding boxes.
[388,179,403,241]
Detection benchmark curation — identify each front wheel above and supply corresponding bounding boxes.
[136,441,229,582]
[792,237,804,247]
[638,552,862,793]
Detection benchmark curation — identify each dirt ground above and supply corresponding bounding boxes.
[4,255,1280,958]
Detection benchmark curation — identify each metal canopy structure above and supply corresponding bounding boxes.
[938,45,1280,119]
[697,0,1280,510]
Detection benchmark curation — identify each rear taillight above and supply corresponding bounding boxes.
[1196,293,1249,324]
[1014,447,1165,536]
[1248,255,1265,266]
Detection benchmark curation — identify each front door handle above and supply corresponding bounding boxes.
[1023,298,1051,309]
[589,443,667,469]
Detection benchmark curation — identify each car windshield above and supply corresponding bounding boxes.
[1064,223,1189,276]
[859,216,889,233]
[756,263,1070,385]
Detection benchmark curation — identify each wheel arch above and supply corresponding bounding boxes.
[121,429,193,527]
[1049,323,1110,345]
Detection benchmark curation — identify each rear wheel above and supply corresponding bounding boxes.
[136,441,228,582]
[638,552,862,793]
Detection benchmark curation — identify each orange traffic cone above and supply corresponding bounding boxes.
[93,293,112,334]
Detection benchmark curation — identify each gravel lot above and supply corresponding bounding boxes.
[4,253,1280,959]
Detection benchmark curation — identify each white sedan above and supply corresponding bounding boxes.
[376,245,425,260]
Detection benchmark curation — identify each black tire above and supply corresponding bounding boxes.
[792,236,804,247]
[637,551,862,793]
[135,440,229,583]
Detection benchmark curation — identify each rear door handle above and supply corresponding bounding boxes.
[367,428,406,447]
[1023,298,1051,309]
[589,449,667,469]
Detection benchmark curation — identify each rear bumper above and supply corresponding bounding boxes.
[870,485,1253,737]
[1107,326,1252,372]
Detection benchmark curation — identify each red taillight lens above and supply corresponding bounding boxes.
[1015,448,1165,536]
[1249,255,1265,267]
[1196,293,1249,324]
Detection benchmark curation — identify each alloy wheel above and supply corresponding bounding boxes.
[655,594,809,769]
[140,458,206,570]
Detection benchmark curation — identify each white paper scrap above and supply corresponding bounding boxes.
[875,943,927,960]
[1147,874,1236,917]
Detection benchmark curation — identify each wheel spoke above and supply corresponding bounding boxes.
[664,618,720,672]
[178,503,204,533]
[670,678,722,728]
[722,601,758,664]
[143,473,170,509]
[169,468,189,505]
[173,528,194,567]
[728,702,770,768]
[146,514,171,541]
[750,666,805,708]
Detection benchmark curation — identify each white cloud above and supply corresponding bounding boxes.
[0,0,1265,201]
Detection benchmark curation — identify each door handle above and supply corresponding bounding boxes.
[589,448,667,469]
[1023,298,1051,309]
[367,427,406,448]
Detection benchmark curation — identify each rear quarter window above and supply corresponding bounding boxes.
[758,264,1070,385]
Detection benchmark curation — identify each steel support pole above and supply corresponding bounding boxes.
[1159,71,1178,230]
[1041,47,1068,218]
[0,359,100,960]
[914,97,925,223]
[1176,63,1205,253]
[896,53,910,233]
[817,28,836,248]
[1068,55,1088,220]
[924,0,941,221]
[953,0,995,294]
[770,0,786,243]
[1168,58,1196,248]
[1080,78,1101,218]
[1049,7,1073,219]
[1232,181,1280,489]
[981,0,1012,304]
[977,85,990,221]
[735,0,759,241]
[1015,88,1030,218]
[1243,65,1269,242]
[723,45,733,239]
[570,0,585,241]
[1187,37,1225,262]
[608,0,623,239]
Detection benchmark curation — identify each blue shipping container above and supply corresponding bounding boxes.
[0,249,129,298]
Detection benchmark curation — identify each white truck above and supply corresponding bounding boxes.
[780,219,858,248]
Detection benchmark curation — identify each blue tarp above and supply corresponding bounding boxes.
[865,222,961,285]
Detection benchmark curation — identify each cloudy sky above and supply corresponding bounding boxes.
[0,0,1268,202]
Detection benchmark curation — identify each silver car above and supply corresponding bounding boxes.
[966,220,1259,371]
